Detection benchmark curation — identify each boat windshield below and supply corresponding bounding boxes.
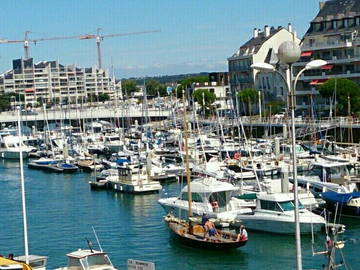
[307,165,349,179]
[181,192,204,203]
[84,255,112,267]
[278,200,305,211]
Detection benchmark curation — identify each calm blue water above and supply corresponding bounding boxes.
[0,159,359,269]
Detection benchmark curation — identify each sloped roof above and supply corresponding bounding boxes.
[241,28,282,50]
[231,27,283,58]
[313,0,360,22]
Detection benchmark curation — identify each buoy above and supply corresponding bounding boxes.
[234,152,241,160]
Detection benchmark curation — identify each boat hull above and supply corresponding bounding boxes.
[166,218,247,249]
[0,150,29,159]
[108,180,161,194]
[237,215,324,234]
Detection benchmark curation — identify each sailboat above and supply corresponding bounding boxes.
[163,93,248,249]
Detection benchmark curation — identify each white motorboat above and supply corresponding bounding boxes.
[236,193,326,234]
[295,160,358,197]
[158,177,253,223]
[0,135,34,159]
[107,164,162,194]
[103,134,123,153]
[54,249,117,270]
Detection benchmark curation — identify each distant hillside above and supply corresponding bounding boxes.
[123,72,209,84]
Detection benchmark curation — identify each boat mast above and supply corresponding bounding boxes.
[182,90,192,217]
[17,108,29,264]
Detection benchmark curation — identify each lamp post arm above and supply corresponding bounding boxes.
[273,70,290,92]
[293,67,307,93]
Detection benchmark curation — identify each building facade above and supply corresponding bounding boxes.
[228,24,300,106]
[193,72,231,109]
[293,0,360,113]
[0,58,115,105]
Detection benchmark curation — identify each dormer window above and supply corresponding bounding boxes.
[325,21,333,30]
[333,20,337,29]
[349,18,355,27]
[314,22,321,32]
[337,19,344,29]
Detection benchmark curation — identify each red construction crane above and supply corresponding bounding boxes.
[0,28,160,69]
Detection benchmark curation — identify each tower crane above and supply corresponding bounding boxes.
[0,29,160,69]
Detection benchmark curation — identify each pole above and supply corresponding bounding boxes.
[293,66,308,270]
[258,90,262,121]
[18,109,29,264]
[182,90,192,217]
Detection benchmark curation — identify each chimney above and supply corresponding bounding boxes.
[264,25,270,37]
[288,23,293,33]
[319,1,325,10]
[253,28,259,38]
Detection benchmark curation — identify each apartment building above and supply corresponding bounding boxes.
[228,24,300,104]
[0,58,114,105]
[293,0,360,112]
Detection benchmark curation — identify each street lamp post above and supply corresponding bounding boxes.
[251,43,327,270]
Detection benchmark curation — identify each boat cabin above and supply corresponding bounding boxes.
[256,193,304,213]
[104,135,121,143]
[179,178,238,212]
[118,165,146,183]
[306,161,352,184]
[13,255,47,270]
[58,249,115,270]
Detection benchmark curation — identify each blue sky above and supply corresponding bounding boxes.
[0,0,321,78]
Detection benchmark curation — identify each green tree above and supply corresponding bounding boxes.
[237,88,258,115]
[36,97,43,107]
[8,92,25,102]
[0,94,11,111]
[265,100,286,116]
[145,80,167,97]
[193,89,216,107]
[87,93,98,104]
[98,93,110,102]
[319,78,360,115]
[122,80,139,97]
[176,76,209,98]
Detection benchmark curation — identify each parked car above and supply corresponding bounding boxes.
[21,110,38,115]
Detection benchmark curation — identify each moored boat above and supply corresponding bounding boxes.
[54,249,117,270]
[164,214,247,249]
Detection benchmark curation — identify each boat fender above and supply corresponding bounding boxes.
[234,152,241,160]
[242,161,248,166]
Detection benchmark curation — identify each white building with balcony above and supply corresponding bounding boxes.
[293,0,360,113]
[0,58,115,105]
[228,24,300,106]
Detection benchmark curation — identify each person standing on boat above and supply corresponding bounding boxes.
[201,212,208,226]
[204,220,218,239]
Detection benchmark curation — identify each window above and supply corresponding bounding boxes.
[181,192,203,203]
[260,200,282,212]
[349,18,355,27]
[209,191,227,208]
[325,21,333,30]
[314,22,321,32]
[333,20,337,29]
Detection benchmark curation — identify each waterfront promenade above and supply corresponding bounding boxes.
[0,104,171,124]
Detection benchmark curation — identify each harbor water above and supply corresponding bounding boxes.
[1,159,359,269]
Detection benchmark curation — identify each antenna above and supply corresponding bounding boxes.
[92,226,103,252]
[86,238,94,253]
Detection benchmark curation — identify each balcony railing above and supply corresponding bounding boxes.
[302,39,354,51]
